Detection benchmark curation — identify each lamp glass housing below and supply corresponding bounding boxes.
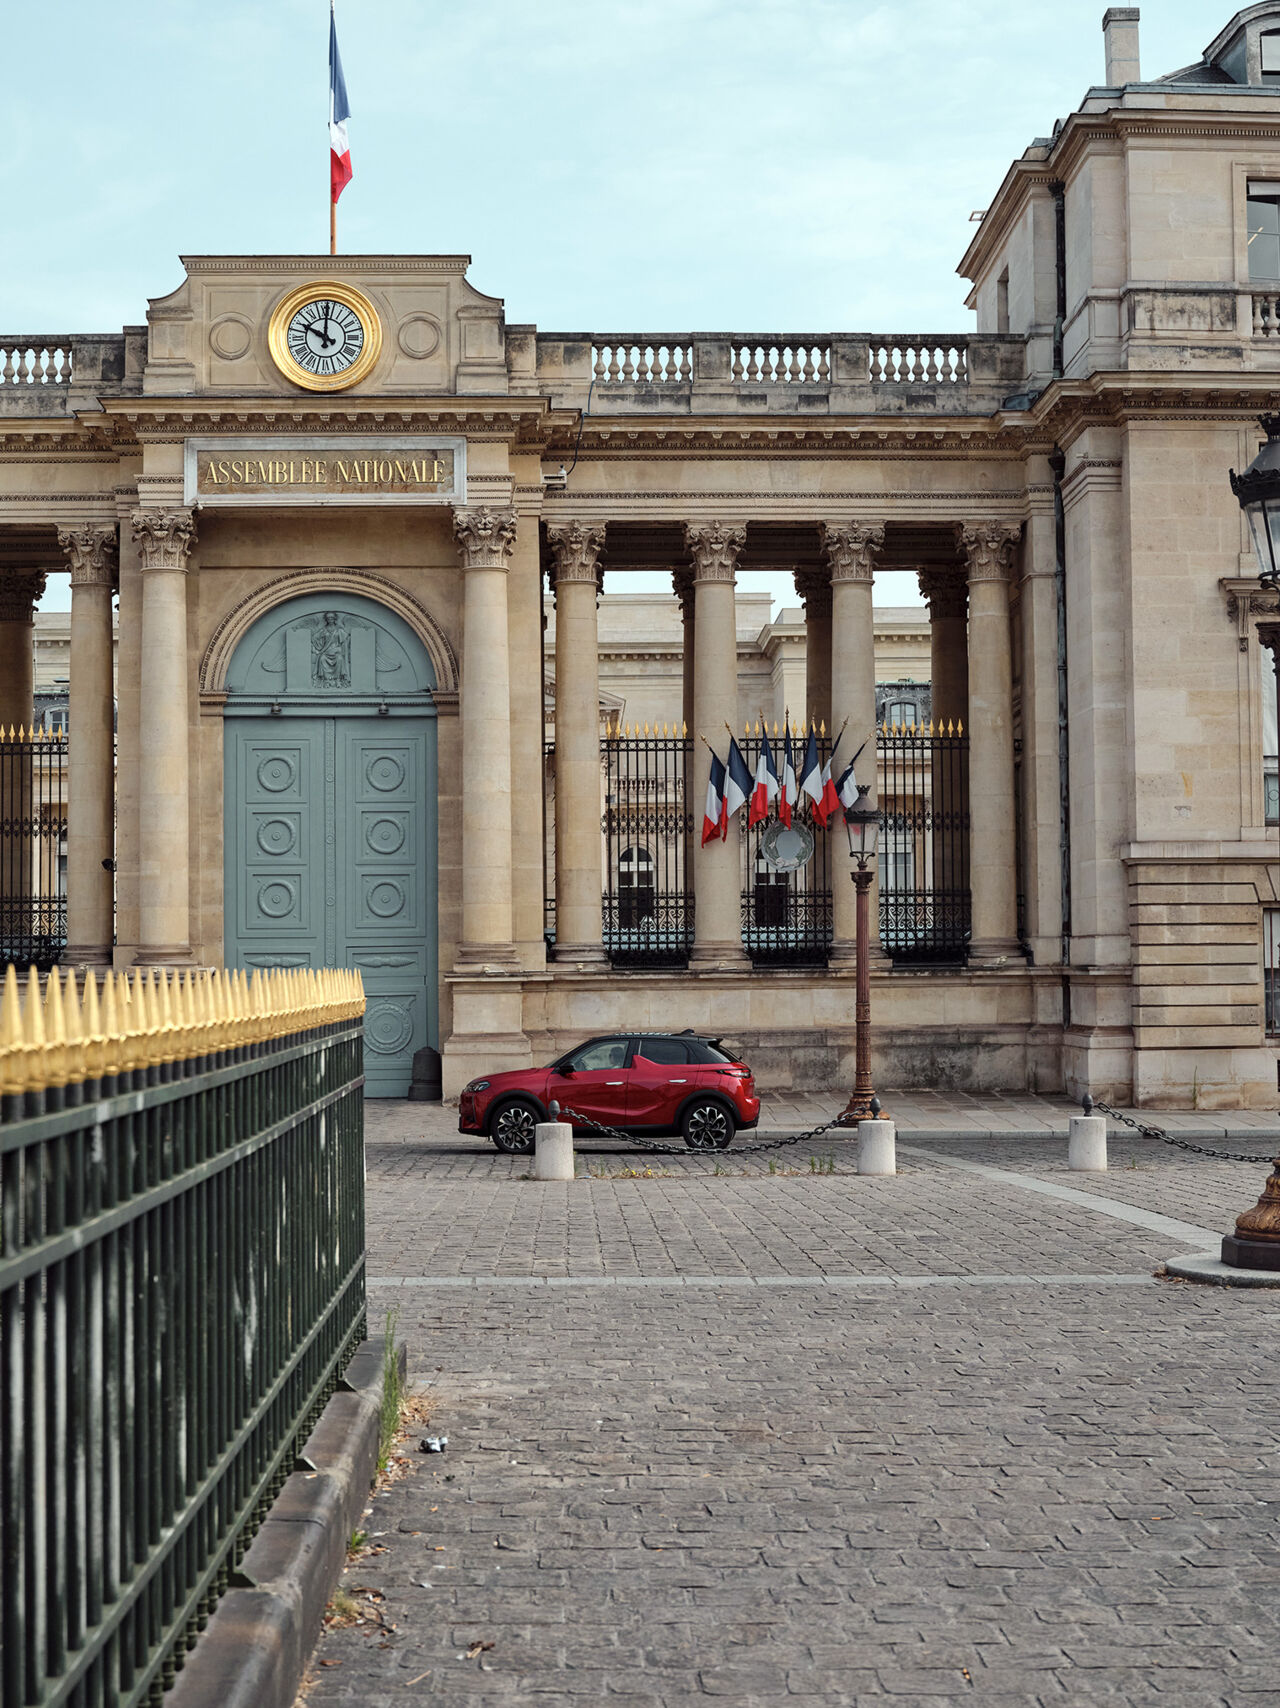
[843,804,880,864]
[1231,415,1280,589]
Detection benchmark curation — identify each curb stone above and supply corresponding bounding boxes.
[166,1334,408,1708]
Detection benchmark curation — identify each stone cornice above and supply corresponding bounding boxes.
[180,253,477,275]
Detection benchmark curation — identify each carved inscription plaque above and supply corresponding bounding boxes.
[185,435,465,506]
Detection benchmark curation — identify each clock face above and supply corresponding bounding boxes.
[285,297,365,379]
[267,281,382,392]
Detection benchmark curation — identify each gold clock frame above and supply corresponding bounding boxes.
[267,280,383,392]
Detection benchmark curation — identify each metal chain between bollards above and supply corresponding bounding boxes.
[547,1098,876,1159]
[1085,1095,1280,1165]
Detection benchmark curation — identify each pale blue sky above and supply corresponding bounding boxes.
[14,0,1219,614]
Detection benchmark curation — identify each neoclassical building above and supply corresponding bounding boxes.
[5,2,1280,1105]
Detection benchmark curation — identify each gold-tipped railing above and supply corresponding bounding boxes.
[0,964,365,1096]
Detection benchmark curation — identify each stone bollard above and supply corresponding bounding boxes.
[857,1116,897,1176]
[1069,1095,1108,1171]
[534,1100,574,1181]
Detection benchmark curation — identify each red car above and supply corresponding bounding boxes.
[459,1032,760,1154]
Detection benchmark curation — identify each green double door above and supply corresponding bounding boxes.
[225,713,436,1096]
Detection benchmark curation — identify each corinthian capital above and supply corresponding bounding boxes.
[58,524,118,589]
[452,506,519,570]
[546,519,606,589]
[918,567,967,621]
[685,521,745,583]
[132,509,197,572]
[793,567,832,619]
[959,522,1022,584]
[671,565,696,621]
[821,521,884,584]
[0,570,47,624]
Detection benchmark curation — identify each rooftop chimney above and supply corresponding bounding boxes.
[1102,7,1141,85]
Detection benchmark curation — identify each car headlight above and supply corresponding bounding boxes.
[464,1079,490,1093]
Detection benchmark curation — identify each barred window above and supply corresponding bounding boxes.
[1266,909,1280,1038]
[1265,645,1279,826]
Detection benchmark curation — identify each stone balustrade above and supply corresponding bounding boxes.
[1,340,74,385]
[0,330,144,415]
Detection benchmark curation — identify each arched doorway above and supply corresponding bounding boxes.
[223,590,438,1096]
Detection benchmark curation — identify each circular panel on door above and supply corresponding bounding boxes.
[257,878,298,919]
[256,754,298,794]
[366,754,406,793]
[256,816,298,856]
[366,879,406,918]
[366,999,414,1055]
[365,815,406,855]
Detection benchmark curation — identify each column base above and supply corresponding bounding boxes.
[134,945,195,966]
[453,942,522,974]
[967,940,1024,971]
[688,941,749,972]
[550,942,608,970]
[63,943,114,969]
[441,971,532,1098]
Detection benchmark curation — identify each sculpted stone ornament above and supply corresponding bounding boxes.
[918,567,967,621]
[546,520,607,589]
[793,567,832,618]
[452,506,518,570]
[685,521,746,582]
[821,522,884,583]
[0,569,48,624]
[671,566,696,622]
[58,525,118,588]
[132,509,197,572]
[959,522,1022,582]
[310,612,352,688]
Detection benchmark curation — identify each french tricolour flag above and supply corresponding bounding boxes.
[749,730,779,828]
[702,751,728,846]
[329,4,353,204]
[780,727,797,829]
[799,727,825,824]
[724,737,753,825]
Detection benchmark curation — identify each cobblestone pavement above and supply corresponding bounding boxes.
[302,1098,1280,1707]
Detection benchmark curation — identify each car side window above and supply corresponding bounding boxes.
[633,1038,689,1066]
[686,1040,733,1064]
[567,1038,630,1071]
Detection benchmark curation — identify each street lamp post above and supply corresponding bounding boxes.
[1225,415,1280,1270]
[840,787,881,1124]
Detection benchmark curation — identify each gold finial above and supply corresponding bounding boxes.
[0,963,25,1096]
[956,718,964,736]
[819,719,826,737]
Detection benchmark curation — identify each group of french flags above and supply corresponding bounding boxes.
[701,726,864,847]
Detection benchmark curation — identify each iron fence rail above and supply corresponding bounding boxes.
[1,731,67,971]
[0,1015,367,1708]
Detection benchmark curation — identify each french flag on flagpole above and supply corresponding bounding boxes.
[724,736,753,825]
[780,726,797,829]
[800,726,825,824]
[748,730,779,828]
[329,3,353,207]
[701,750,728,846]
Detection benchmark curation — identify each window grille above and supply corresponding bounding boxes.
[1265,908,1280,1038]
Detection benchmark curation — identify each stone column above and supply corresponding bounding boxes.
[673,566,696,738]
[58,525,117,965]
[961,521,1023,967]
[688,521,747,968]
[795,568,832,734]
[918,569,968,728]
[0,570,46,731]
[547,520,607,966]
[453,507,519,967]
[133,509,196,964]
[825,522,884,965]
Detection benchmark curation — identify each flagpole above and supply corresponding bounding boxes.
[329,0,336,255]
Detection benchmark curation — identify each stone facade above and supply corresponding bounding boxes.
[4,4,1280,1104]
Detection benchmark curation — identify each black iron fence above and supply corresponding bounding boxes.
[0,966,367,1708]
[878,720,971,964]
[1,729,67,970]
[602,725,692,966]
[542,722,973,969]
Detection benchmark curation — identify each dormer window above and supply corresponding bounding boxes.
[1248,184,1280,281]
[1262,30,1280,79]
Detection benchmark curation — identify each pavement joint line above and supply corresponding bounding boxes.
[367,1272,1157,1288]
[898,1143,1220,1245]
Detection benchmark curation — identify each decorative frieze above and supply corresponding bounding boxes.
[452,506,518,570]
[546,520,606,590]
[821,521,884,583]
[0,569,46,623]
[132,509,197,573]
[58,524,118,588]
[685,521,745,583]
[959,522,1022,583]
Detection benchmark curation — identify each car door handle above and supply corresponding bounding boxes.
[669,1078,687,1083]
[606,1080,624,1085]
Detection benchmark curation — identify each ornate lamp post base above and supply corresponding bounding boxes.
[839,863,878,1124]
[1222,1156,1280,1270]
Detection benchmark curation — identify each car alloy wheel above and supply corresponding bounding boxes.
[682,1099,734,1150]
[491,1100,538,1155]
